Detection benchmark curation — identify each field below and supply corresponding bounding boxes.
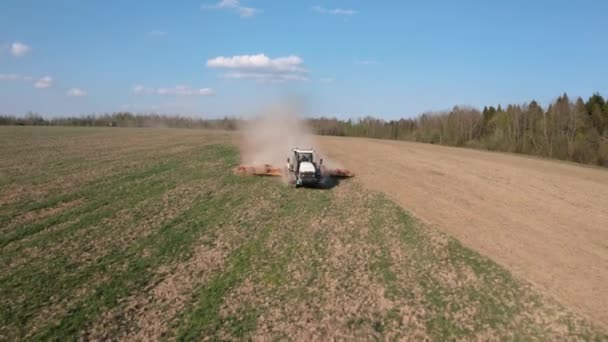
[320,136,608,329]
[0,126,605,340]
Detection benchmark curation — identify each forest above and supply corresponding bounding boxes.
[2,92,607,166]
[310,93,608,166]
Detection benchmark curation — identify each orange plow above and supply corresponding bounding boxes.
[234,164,283,177]
[326,167,354,178]
[234,164,354,179]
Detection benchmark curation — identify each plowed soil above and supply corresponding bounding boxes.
[319,136,608,328]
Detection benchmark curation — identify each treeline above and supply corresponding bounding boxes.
[0,112,240,130]
[1,93,607,166]
[309,93,608,167]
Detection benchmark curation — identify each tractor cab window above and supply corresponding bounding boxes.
[298,153,312,163]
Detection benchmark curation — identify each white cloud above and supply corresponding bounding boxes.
[319,77,334,83]
[133,84,214,96]
[312,5,357,16]
[207,54,304,72]
[34,76,53,89]
[132,85,151,95]
[0,73,36,83]
[10,42,31,57]
[157,86,214,96]
[67,88,87,97]
[148,30,168,37]
[0,73,24,81]
[355,59,379,65]
[237,6,257,17]
[206,54,307,82]
[223,72,308,82]
[218,0,239,7]
[201,0,260,18]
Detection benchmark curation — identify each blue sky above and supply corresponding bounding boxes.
[1,0,607,119]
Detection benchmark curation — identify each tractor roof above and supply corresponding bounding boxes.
[294,148,314,154]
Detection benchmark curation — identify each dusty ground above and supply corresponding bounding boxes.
[319,136,608,328]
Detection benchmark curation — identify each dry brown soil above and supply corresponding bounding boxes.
[319,136,608,328]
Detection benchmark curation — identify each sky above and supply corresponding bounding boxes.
[1,0,607,119]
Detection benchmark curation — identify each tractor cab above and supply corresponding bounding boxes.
[288,149,321,172]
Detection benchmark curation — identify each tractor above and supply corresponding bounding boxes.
[286,148,324,187]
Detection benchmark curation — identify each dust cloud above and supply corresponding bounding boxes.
[238,102,316,167]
